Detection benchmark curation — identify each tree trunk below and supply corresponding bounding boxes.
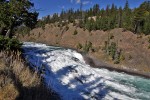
[5,24,14,38]
[134,22,139,34]
[5,29,12,38]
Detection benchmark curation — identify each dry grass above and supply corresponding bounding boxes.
[0,51,60,100]
[0,84,19,100]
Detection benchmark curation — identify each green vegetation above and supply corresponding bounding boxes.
[128,55,133,60]
[0,1,61,100]
[108,42,117,60]
[83,41,92,53]
[0,0,38,51]
[110,34,114,39]
[0,0,38,38]
[37,1,150,35]
[0,35,22,51]
[148,37,150,49]
[120,54,125,61]
[73,29,78,35]
[65,25,69,31]
[148,45,150,49]
[148,37,150,43]
[76,43,82,50]
[103,33,122,64]
[107,42,122,64]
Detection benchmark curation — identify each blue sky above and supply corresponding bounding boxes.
[32,0,147,18]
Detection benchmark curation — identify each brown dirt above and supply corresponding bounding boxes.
[18,23,150,77]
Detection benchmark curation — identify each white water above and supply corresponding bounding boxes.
[22,42,150,100]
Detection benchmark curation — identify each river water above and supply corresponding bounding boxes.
[22,42,150,100]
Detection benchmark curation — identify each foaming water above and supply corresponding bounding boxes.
[22,42,150,100]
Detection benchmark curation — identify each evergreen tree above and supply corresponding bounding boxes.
[93,4,100,16]
[118,7,123,28]
[143,15,150,35]
[106,5,110,16]
[124,0,129,11]
[123,0,132,30]
[133,8,148,34]
[111,3,115,14]
[133,1,150,34]
[0,0,38,38]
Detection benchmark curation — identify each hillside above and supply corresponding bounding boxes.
[19,23,150,77]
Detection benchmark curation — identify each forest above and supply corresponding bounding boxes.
[36,1,150,35]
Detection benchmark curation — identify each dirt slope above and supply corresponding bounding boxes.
[19,23,150,76]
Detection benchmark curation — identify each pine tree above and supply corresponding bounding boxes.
[0,0,38,38]
[143,15,150,35]
[123,0,132,30]
[124,0,129,11]
[135,1,150,34]
[118,7,123,28]
[106,5,110,16]
[93,4,100,16]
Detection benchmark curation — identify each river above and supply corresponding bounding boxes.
[22,42,150,100]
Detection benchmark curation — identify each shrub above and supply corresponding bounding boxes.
[128,55,132,60]
[42,25,45,30]
[73,30,78,35]
[76,43,82,49]
[104,41,123,64]
[38,32,41,37]
[110,34,114,39]
[148,45,150,49]
[73,20,76,26]
[83,41,92,53]
[65,25,69,31]
[62,22,67,27]
[114,60,120,64]
[58,24,61,27]
[55,34,59,37]
[91,48,96,52]
[114,51,121,64]
[148,36,150,43]
[103,41,108,51]
[108,42,117,60]
[120,54,125,61]
[0,35,22,51]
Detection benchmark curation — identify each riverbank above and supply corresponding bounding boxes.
[18,24,150,79]
[83,54,150,79]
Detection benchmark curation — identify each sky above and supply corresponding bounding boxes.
[31,0,148,19]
